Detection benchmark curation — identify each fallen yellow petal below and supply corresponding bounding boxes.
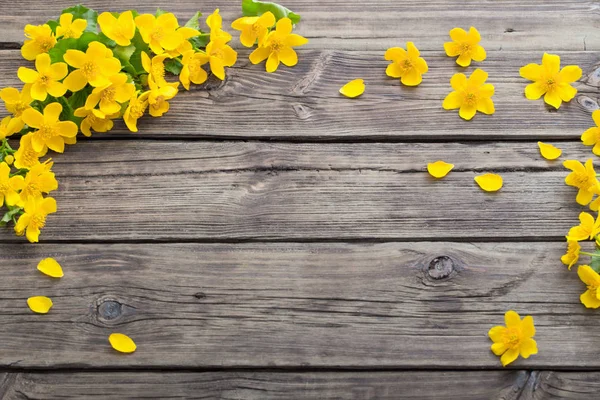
[37,258,64,278]
[537,142,562,160]
[339,79,365,98]
[109,333,137,353]
[27,296,53,314]
[475,173,503,192]
[427,161,454,178]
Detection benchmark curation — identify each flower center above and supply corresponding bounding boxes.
[19,148,39,168]
[464,92,478,106]
[151,28,164,43]
[31,213,47,230]
[460,43,471,54]
[270,39,283,52]
[39,74,50,86]
[504,328,521,348]
[82,62,97,79]
[37,124,57,141]
[101,87,116,102]
[14,102,30,118]
[38,38,54,52]
[572,172,595,191]
[0,181,9,194]
[21,181,40,199]
[62,28,75,38]
[151,64,165,81]
[129,101,146,119]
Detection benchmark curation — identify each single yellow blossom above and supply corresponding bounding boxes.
[581,110,600,156]
[19,161,58,203]
[123,91,150,132]
[37,258,64,278]
[385,42,428,86]
[56,13,87,39]
[141,52,172,88]
[520,53,581,109]
[180,50,209,90]
[0,85,33,120]
[578,265,600,308]
[109,333,137,353]
[135,13,200,55]
[0,115,24,140]
[561,240,580,270]
[444,26,486,67]
[21,102,78,153]
[63,41,122,92]
[21,24,56,61]
[207,9,233,42]
[231,12,276,47]
[475,173,503,192]
[339,79,365,98]
[443,69,495,120]
[15,196,57,243]
[84,73,135,115]
[13,134,47,170]
[567,212,600,241]
[98,11,136,46]
[197,39,237,80]
[249,18,307,73]
[147,78,178,117]
[488,310,537,367]
[17,53,68,101]
[74,107,116,137]
[537,142,562,160]
[0,161,24,207]
[564,159,600,205]
[27,296,53,314]
[427,161,454,178]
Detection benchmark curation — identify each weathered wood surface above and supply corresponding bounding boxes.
[1,370,586,400]
[0,49,599,139]
[0,0,598,52]
[0,242,596,368]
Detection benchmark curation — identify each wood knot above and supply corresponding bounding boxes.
[427,256,456,280]
[504,28,515,33]
[577,95,599,112]
[97,300,122,320]
[193,292,206,299]
[292,103,313,120]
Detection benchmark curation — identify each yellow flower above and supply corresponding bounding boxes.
[231,12,276,47]
[249,18,307,73]
[564,159,600,205]
[135,13,200,55]
[17,53,68,101]
[474,173,503,192]
[537,142,562,160]
[567,212,600,241]
[443,69,495,120]
[520,53,581,109]
[427,161,454,178]
[14,196,57,243]
[74,107,116,137]
[63,41,122,92]
[56,13,87,39]
[180,50,209,90]
[0,161,24,207]
[123,91,150,132]
[207,9,233,42]
[384,42,428,86]
[147,78,179,117]
[19,161,57,203]
[0,85,33,120]
[444,26,486,67]
[0,115,24,140]
[84,73,135,115]
[488,310,537,367]
[165,29,196,58]
[141,52,172,88]
[561,240,580,270]
[98,11,136,46]
[197,39,237,80]
[578,265,600,308]
[339,79,365,98]
[13,134,47,170]
[582,110,600,156]
[21,24,56,61]
[21,102,78,153]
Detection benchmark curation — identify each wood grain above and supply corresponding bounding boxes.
[0,0,598,51]
[0,49,599,139]
[0,242,596,369]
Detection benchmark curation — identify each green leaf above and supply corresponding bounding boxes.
[114,44,136,64]
[591,251,600,273]
[242,0,301,24]
[48,32,99,63]
[184,11,203,30]
[129,50,147,76]
[46,20,59,34]
[96,32,116,48]
[189,34,210,50]
[164,58,183,75]
[68,86,92,111]
[0,207,22,227]
[61,4,99,33]
[155,8,168,17]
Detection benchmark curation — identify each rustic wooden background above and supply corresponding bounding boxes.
[1,0,599,398]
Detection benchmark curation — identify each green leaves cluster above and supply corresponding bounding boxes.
[242,0,301,24]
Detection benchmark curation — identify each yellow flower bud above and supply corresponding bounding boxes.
[4,155,14,165]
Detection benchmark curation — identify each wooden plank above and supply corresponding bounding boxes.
[0,0,597,51]
[0,370,535,399]
[0,242,596,368]
[0,49,599,139]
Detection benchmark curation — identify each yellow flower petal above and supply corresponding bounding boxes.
[27,296,53,314]
[537,142,562,160]
[109,333,137,353]
[501,348,519,367]
[475,173,503,192]
[339,79,365,98]
[37,258,64,278]
[427,161,454,178]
